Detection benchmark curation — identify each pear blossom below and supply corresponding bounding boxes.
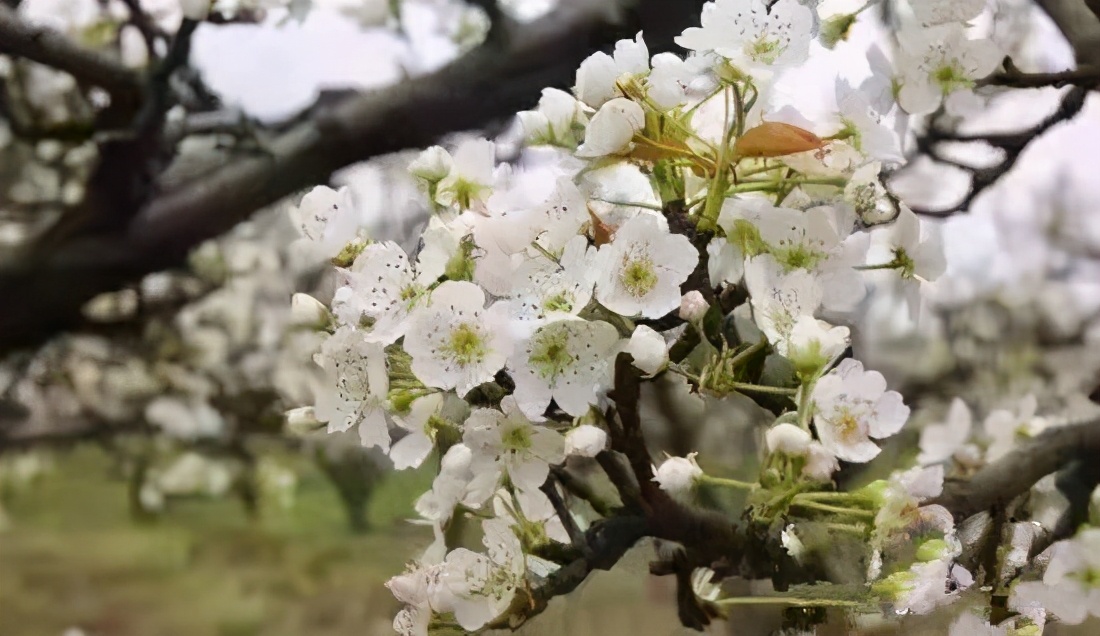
[676,0,814,72]
[492,487,571,545]
[576,98,646,158]
[895,25,1002,115]
[574,33,649,108]
[744,255,824,353]
[409,145,454,184]
[435,138,496,210]
[517,88,587,148]
[313,326,392,450]
[415,443,500,521]
[593,213,699,318]
[984,395,1047,461]
[766,422,812,455]
[811,358,909,463]
[653,453,703,501]
[869,206,946,319]
[289,185,361,258]
[564,424,608,457]
[333,241,434,344]
[435,518,526,630]
[511,235,596,324]
[909,0,986,27]
[463,397,566,492]
[1011,528,1100,624]
[918,398,974,466]
[289,293,331,329]
[390,392,468,470]
[622,324,669,377]
[508,318,621,418]
[786,315,850,377]
[845,162,901,226]
[647,52,718,111]
[678,290,709,323]
[404,281,514,396]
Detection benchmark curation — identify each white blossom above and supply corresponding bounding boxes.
[676,0,813,72]
[895,25,1002,115]
[917,398,973,466]
[576,98,646,158]
[463,397,566,492]
[313,326,391,450]
[565,424,608,457]
[289,185,361,258]
[333,241,432,344]
[404,281,514,396]
[679,290,709,323]
[766,422,812,456]
[509,318,620,418]
[653,453,703,501]
[574,33,649,108]
[593,213,699,318]
[435,138,496,211]
[517,88,587,148]
[435,518,526,630]
[622,324,669,377]
[812,359,909,463]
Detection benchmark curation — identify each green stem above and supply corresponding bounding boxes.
[698,474,757,491]
[790,499,875,519]
[716,596,861,608]
[728,382,797,396]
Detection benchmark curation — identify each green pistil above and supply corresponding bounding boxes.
[501,423,532,452]
[444,323,486,366]
[620,257,659,297]
[529,330,574,380]
[933,63,974,94]
[543,293,574,313]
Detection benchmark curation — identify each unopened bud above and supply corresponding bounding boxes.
[290,293,332,330]
[678,290,708,323]
[285,406,324,436]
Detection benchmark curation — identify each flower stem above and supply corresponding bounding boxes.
[716,596,861,608]
[727,382,797,396]
[790,499,875,519]
[698,474,757,490]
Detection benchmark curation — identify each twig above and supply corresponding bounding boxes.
[0,4,143,96]
[910,85,1091,217]
[541,476,591,556]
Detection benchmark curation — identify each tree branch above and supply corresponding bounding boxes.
[0,0,709,355]
[932,417,1100,522]
[909,85,1092,217]
[0,4,143,96]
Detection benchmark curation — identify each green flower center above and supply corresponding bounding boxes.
[444,323,487,366]
[543,293,574,313]
[529,329,574,380]
[501,423,532,452]
[933,63,974,94]
[748,37,784,64]
[620,257,659,298]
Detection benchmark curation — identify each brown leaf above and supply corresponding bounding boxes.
[589,206,615,247]
[733,121,825,159]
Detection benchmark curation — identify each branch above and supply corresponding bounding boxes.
[985,58,1100,89]
[909,85,1091,217]
[0,4,143,96]
[1034,0,1100,66]
[0,0,710,355]
[931,417,1100,522]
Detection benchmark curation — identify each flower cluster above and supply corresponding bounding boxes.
[283,0,1042,632]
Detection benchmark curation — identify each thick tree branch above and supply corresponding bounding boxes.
[0,0,708,355]
[932,417,1100,522]
[1034,0,1100,66]
[0,4,143,96]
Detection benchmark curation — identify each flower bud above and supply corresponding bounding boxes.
[408,146,453,183]
[290,293,332,330]
[565,424,607,458]
[624,325,668,377]
[284,406,324,436]
[765,423,812,456]
[678,290,708,323]
[653,453,702,501]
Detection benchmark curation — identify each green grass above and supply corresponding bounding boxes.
[0,446,719,636]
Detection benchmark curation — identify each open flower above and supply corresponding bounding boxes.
[676,0,813,72]
[508,318,621,418]
[404,281,514,396]
[895,25,1002,115]
[463,397,566,492]
[289,185,361,258]
[434,518,526,631]
[313,326,391,450]
[333,241,435,344]
[811,359,909,462]
[593,213,699,318]
[576,98,645,158]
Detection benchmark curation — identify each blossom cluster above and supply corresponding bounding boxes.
[285,0,1093,632]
